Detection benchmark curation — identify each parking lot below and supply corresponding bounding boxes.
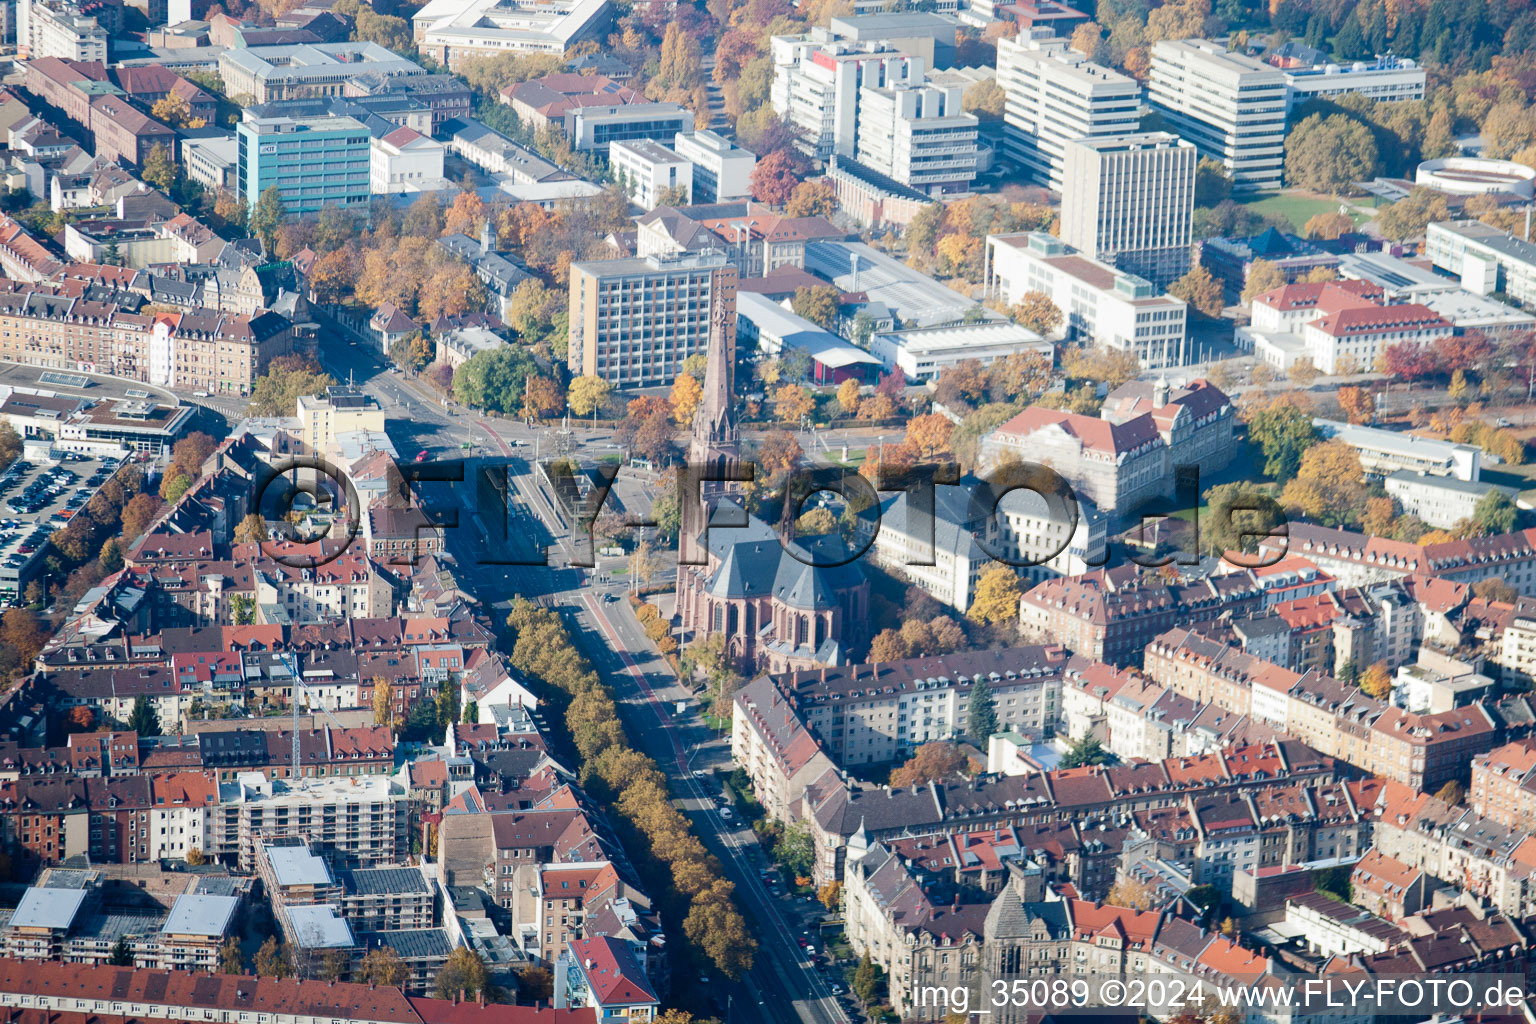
[0,451,125,600]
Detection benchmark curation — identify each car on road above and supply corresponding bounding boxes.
[831,985,843,996]
[415,450,429,462]
[192,390,208,398]
[720,805,733,819]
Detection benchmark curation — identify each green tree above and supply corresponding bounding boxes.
[462,700,479,724]
[851,952,885,1005]
[777,819,815,877]
[451,345,538,413]
[250,185,286,255]
[1473,489,1520,535]
[1060,734,1110,768]
[1247,402,1322,478]
[436,681,460,731]
[128,695,161,737]
[108,937,134,966]
[1194,156,1232,206]
[1284,113,1381,192]
[967,679,998,744]
[1203,482,1284,556]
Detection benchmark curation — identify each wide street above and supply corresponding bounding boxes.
[338,322,849,1024]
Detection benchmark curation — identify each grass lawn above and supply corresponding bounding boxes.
[1238,192,1362,229]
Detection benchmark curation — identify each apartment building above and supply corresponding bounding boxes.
[985,232,1187,370]
[995,31,1140,189]
[236,113,371,215]
[566,250,737,387]
[671,130,755,203]
[1145,627,1500,790]
[1017,566,1264,666]
[979,378,1233,523]
[770,32,921,160]
[1060,133,1196,290]
[1262,523,1536,592]
[410,0,611,66]
[207,772,407,870]
[854,75,978,196]
[0,281,291,394]
[760,647,1070,769]
[27,1,104,61]
[1148,39,1286,191]
[297,384,387,454]
[610,139,693,210]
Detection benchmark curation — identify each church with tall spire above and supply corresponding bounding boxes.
[674,266,869,673]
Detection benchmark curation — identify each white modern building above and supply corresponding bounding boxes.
[770,32,922,160]
[984,232,1188,370]
[672,129,755,203]
[610,138,693,210]
[1282,56,1426,113]
[410,0,611,66]
[1149,38,1286,191]
[1416,158,1536,199]
[369,125,445,194]
[872,479,1107,613]
[25,1,105,61]
[855,76,978,195]
[1060,132,1196,290]
[1384,471,1517,529]
[869,322,1052,380]
[1314,418,1482,482]
[996,30,1140,190]
[181,135,238,191]
[1427,219,1536,308]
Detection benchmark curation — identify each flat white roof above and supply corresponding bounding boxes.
[265,845,335,887]
[162,893,240,937]
[9,887,87,930]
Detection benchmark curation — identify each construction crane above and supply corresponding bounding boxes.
[283,652,350,785]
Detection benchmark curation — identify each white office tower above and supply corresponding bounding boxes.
[856,75,979,196]
[995,30,1140,190]
[1148,38,1287,192]
[770,31,922,160]
[1060,133,1196,290]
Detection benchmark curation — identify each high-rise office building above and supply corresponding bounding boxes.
[1148,38,1287,192]
[236,114,371,215]
[1060,133,1196,289]
[995,30,1140,190]
[567,250,738,388]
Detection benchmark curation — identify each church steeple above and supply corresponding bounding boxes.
[689,272,739,468]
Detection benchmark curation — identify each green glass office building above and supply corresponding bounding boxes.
[236,114,371,215]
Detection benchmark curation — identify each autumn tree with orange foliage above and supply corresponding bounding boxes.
[890,742,969,786]
[1337,386,1375,425]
